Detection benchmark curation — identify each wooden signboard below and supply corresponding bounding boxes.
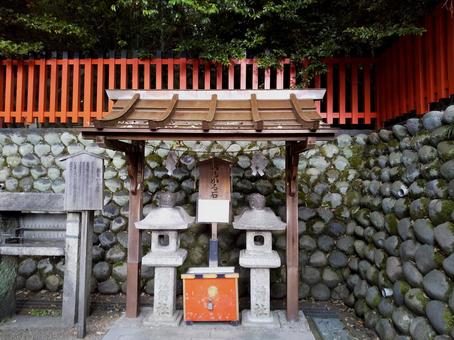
[60,151,104,211]
[197,158,231,223]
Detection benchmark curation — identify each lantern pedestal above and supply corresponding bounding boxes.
[233,193,286,328]
[239,236,281,327]
[135,192,194,327]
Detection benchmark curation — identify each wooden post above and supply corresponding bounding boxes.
[209,222,218,267]
[125,141,145,318]
[285,141,299,322]
[77,211,94,338]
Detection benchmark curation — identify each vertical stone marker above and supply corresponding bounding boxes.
[233,193,286,327]
[59,151,104,338]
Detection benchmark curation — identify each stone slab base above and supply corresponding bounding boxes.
[142,308,183,327]
[241,310,280,328]
[103,310,315,340]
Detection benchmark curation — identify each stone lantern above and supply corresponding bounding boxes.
[135,191,194,325]
[233,193,286,327]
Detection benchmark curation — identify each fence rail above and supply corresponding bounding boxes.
[0,57,376,127]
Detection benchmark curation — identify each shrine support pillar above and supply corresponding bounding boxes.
[285,141,299,322]
[125,141,145,318]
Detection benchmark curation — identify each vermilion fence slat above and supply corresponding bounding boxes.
[391,47,398,119]
[406,37,415,112]
[351,64,359,124]
[252,63,258,89]
[26,61,35,124]
[436,8,448,98]
[449,11,454,94]
[132,59,139,90]
[426,15,436,103]
[192,60,199,90]
[414,35,426,115]
[168,59,174,89]
[108,59,115,112]
[339,62,346,124]
[315,75,322,118]
[120,58,127,89]
[83,59,92,125]
[96,60,104,119]
[180,59,187,90]
[37,60,46,123]
[15,62,24,122]
[155,59,162,90]
[204,63,210,90]
[326,63,333,124]
[385,50,392,122]
[364,64,371,124]
[397,42,406,114]
[240,62,246,89]
[49,59,57,123]
[4,61,13,123]
[72,59,80,122]
[0,63,4,114]
[228,63,234,89]
[376,57,383,127]
[61,59,69,122]
[264,68,270,89]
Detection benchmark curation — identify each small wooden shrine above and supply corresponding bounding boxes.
[81,89,335,322]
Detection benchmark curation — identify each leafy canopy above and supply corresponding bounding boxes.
[0,0,440,74]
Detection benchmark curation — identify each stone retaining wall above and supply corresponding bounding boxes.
[342,107,454,339]
[0,105,453,338]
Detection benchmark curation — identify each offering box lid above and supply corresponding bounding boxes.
[186,266,235,275]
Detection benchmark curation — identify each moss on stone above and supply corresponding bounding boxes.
[443,309,454,330]
[349,156,363,169]
[388,139,399,149]
[385,214,398,235]
[434,200,454,225]
[399,281,410,294]
[414,291,429,307]
[372,294,381,307]
[146,153,162,163]
[434,250,445,266]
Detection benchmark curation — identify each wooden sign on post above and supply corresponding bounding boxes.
[59,151,105,338]
[197,158,231,267]
[197,158,231,224]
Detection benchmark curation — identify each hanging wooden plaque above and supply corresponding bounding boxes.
[197,158,231,223]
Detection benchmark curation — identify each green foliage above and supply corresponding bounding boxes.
[28,309,61,317]
[0,0,439,80]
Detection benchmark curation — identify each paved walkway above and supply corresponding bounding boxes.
[102,309,316,340]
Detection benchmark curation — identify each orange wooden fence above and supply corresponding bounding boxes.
[376,6,454,126]
[0,57,376,127]
[1,6,451,129]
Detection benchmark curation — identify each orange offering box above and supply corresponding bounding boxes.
[181,267,239,324]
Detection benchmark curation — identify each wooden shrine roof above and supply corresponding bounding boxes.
[82,89,336,141]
